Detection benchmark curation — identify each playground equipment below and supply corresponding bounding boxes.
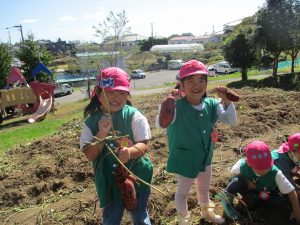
[28,95,53,123]
[0,65,55,124]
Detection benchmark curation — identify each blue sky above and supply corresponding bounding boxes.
[0,0,265,44]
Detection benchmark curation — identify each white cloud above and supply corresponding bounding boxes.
[21,19,39,24]
[59,16,76,22]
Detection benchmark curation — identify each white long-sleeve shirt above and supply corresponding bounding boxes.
[231,159,294,194]
[155,98,237,129]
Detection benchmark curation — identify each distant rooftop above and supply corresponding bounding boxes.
[119,34,147,42]
[55,74,96,83]
[150,43,204,53]
[169,36,194,41]
[102,34,147,44]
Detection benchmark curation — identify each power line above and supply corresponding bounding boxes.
[223,18,244,26]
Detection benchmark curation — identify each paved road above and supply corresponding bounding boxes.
[54,70,269,104]
[55,70,178,104]
[130,70,178,89]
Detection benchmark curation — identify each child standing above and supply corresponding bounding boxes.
[220,141,300,223]
[272,133,300,197]
[80,67,153,225]
[156,60,237,224]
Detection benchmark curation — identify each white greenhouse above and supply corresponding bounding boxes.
[150,43,204,53]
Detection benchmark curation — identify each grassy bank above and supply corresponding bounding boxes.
[160,67,300,89]
[0,99,87,155]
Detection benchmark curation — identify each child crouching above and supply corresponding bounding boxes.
[219,141,300,224]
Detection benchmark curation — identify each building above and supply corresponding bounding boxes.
[39,39,75,55]
[118,34,147,49]
[101,34,147,50]
[168,34,220,45]
[192,35,220,44]
[168,35,194,45]
[150,43,204,53]
[55,73,97,87]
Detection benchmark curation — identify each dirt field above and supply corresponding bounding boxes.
[1,77,300,225]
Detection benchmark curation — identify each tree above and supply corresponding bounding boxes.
[285,0,300,73]
[93,10,131,66]
[255,0,294,76]
[15,35,52,82]
[0,43,12,88]
[139,37,168,51]
[223,25,257,81]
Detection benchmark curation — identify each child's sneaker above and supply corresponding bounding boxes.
[177,212,190,225]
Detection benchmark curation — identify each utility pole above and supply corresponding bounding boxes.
[5,27,15,64]
[13,24,24,42]
[151,23,154,47]
[85,49,91,99]
[5,28,12,45]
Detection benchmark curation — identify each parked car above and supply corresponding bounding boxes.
[214,61,239,74]
[131,70,146,79]
[207,66,216,76]
[168,59,183,69]
[54,83,73,97]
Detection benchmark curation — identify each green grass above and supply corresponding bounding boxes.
[209,66,300,81]
[227,72,300,90]
[156,66,300,89]
[0,118,69,151]
[0,100,87,155]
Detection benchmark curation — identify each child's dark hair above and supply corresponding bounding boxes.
[84,87,132,118]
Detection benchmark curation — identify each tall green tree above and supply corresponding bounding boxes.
[223,24,257,81]
[16,35,52,82]
[285,0,300,73]
[0,43,13,88]
[255,0,294,76]
[93,10,130,66]
[139,37,168,51]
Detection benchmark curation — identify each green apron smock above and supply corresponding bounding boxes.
[85,105,153,208]
[166,97,218,178]
[240,159,279,202]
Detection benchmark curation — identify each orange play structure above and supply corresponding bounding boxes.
[0,66,55,124]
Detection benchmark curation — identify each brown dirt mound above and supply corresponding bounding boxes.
[0,87,300,225]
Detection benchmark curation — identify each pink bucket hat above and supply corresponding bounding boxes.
[179,60,209,79]
[96,67,130,92]
[245,141,273,170]
[278,133,300,153]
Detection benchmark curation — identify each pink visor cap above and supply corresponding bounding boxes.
[179,60,209,79]
[278,133,300,153]
[96,67,130,92]
[245,141,273,171]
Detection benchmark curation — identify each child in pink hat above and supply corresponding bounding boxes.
[80,67,153,225]
[272,133,300,197]
[219,141,300,223]
[156,60,238,224]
